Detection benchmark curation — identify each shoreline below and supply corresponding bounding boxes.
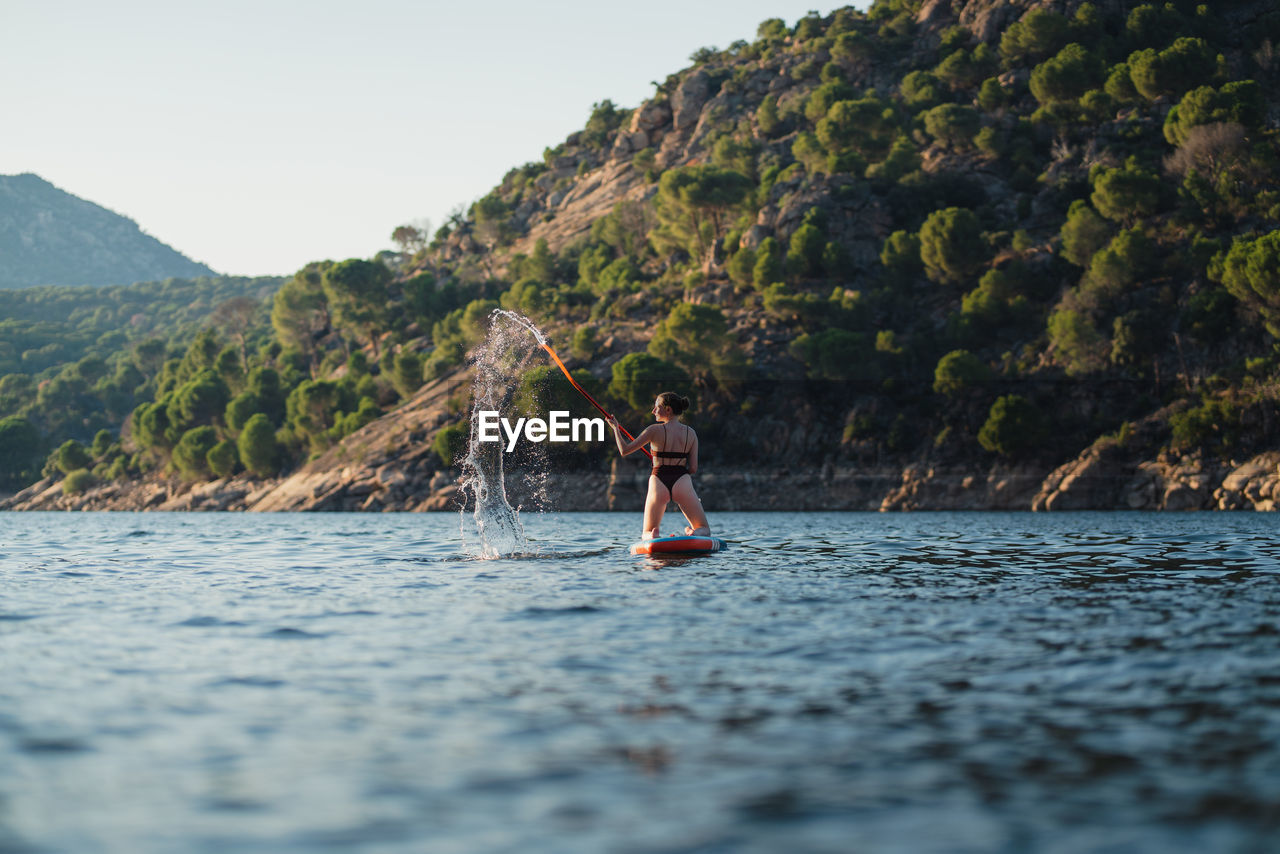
[4,452,1276,513]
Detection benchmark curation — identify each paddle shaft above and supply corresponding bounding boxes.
[541,342,652,461]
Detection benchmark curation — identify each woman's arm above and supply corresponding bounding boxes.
[687,430,699,475]
[608,418,655,457]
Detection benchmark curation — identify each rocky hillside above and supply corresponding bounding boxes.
[409,0,1280,503]
[0,173,215,288]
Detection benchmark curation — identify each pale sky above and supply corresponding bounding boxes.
[4,1,864,277]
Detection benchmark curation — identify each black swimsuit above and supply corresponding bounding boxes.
[651,423,691,492]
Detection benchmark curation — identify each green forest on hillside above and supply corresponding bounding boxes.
[3,0,1280,497]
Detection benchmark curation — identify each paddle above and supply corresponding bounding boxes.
[540,340,652,461]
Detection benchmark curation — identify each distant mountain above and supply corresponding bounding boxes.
[0,173,216,289]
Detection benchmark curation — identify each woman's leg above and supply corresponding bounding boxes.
[642,476,671,539]
[671,475,710,536]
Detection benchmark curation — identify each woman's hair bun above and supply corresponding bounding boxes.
[658,391,689,414]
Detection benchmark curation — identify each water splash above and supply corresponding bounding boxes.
[457,309,552,558]
[498,309,548,348]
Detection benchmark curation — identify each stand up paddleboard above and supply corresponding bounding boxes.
[630,535,727,556]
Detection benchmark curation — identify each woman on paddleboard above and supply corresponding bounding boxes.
[606,392,711,540]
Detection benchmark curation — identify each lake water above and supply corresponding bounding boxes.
[1,510,1279,853]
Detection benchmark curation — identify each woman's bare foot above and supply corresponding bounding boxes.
[685,526,710,536]
[643,528,660,540]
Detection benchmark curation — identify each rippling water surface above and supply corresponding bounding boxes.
[2,511,1279,853]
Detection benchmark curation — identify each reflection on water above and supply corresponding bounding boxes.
[1,511,1279,853]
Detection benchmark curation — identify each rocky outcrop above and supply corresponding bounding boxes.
[1214,452,1280,511]
[1123,457,1227,511]
[1029,402,1233,511]
[670,70,713,133]
[956,0,1028,43]
[1033,445,1279,512]
[519,160,654,254]
[1031,440,1133,511]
